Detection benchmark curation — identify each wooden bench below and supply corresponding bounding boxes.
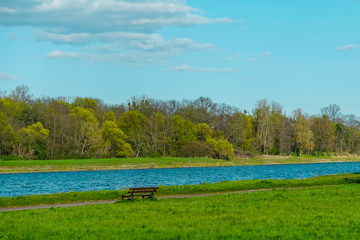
[121,187,159,201]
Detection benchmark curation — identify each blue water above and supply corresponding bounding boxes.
[1,162,360,197]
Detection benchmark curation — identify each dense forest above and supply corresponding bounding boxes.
[1,85,360,160]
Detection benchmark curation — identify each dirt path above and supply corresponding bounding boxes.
[0,185,335,212]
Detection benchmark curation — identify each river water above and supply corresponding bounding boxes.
[1,162,360,197]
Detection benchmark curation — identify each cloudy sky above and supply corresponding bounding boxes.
[1,0,359,115]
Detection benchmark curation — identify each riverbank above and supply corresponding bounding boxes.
[1,173,359,208]
[1,156,360,173]
[0,185,342,212]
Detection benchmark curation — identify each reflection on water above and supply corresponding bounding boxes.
[1,162,360,197]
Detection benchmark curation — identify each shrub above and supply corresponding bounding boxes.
[178,141,211,157]
[206,138,234,160]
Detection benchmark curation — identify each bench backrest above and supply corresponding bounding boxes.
[128,187,158,194]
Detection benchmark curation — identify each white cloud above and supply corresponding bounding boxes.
[248,51,271,62]
[0,0,231,64]
[46,50,83,59]
[0,0,232,33]
[131,13,232,25]
[336,44,358,51]
[46,50,179,63]
[43,31,215,63]
[7,32,24,41]
[35,31,162,45]
[0,7,17,13]
[226,53,241,62]
[168,65,237,72]
[36,31,214,52]
[1,0,233,65]
[258,51,271,57]
[34,0,196,14]
[0,71,17,81]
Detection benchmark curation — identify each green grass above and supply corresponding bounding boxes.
[0,157,219,173]
[1,156,360,173]
[2,184,360,239]
[1,173,360,208]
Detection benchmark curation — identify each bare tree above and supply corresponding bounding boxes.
[0,90,7,98]
[253,99,273,154]
[320,104,341,122]
[10,85,33,103]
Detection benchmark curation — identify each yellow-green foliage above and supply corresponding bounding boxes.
[16,122,49,159]
[102,121,133,157]
[207,138,234,159]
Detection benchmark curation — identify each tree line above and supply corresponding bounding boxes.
[1,85,360,160]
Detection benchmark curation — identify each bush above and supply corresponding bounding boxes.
[233,149,256,158]
[178,141,211,158]
[206,138,234,160]
[0,155,26,161]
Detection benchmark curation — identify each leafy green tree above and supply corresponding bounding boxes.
[176,97,216,124]
[127,96,162,118]
[45,100,73,159]
[103,111,116,122]
[118,110,149,157]
[334,123,350,153]
[70,107,102,157]
[15,122,49,159]
[170,115,197,154]
[72,97,104,122]
[278,118,294,155]
[253,100,274,154]
[293,109,314,156]
[147,112,170,157]
[206,138,234,160]
[310,115,336,152]
[71,106,97,123]
[225,112,253,151]
[0,97,27,130]
[0,111,15,155]
[102,121,133,157]
[197,123,213,141]
[72,97,99,112]
[345,126,360,153]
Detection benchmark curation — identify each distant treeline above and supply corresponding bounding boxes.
[0,85,359,160]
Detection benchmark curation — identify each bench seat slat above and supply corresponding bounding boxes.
[130,190,156,193]
[123,193,152,196]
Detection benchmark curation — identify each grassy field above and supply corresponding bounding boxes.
[1,155,360,173]
[1,173,360,208]
[1,184,360,239]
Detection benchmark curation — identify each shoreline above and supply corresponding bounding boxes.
[1,158,360,174]
[1,173,360,209]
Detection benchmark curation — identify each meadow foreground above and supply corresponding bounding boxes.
[1,183,360,239]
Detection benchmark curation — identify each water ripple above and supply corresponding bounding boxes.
[1,162,360,197]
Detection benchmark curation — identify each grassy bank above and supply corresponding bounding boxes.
[1,184,360,239]
[1,156,360,173]
[1,173,360,208]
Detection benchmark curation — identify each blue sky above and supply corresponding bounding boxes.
[1,0,359,116]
